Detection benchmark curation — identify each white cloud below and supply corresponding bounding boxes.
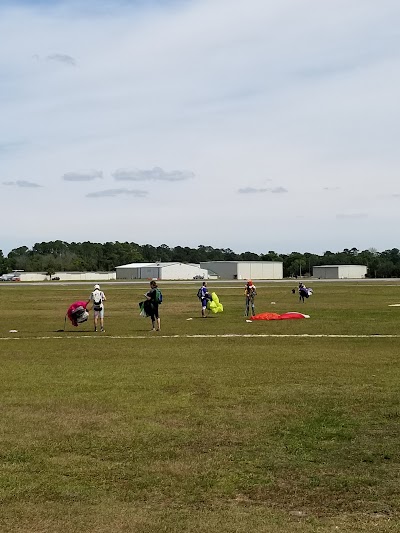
[336,213,368,220]
[86,188,148,198]
[238,186,287,194]
[238,187,269,194]
[46,54,76,66]
[2,180,42,188]
[62,170,103,182]
[1,0,400,254]
[270,187,288,194]
[113,167,195,182]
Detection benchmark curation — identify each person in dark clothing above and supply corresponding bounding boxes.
[244,280,257,316]
[146,280,161,331]
[298,282,313,303]
[199,281,211,318]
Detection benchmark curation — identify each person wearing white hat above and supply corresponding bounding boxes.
[87,284,107,332]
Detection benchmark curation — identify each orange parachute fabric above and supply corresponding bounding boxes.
[250,312,309,321]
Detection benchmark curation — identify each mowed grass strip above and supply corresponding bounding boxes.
[0,282,399,532]
[1,280,400,337]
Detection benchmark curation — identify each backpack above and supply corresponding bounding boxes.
[93,290,103,311]
[197,288,203,299]
[155,288,163,304]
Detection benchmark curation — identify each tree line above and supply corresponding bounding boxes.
[1,241,400,278]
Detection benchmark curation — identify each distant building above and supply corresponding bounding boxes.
[312,265,367,279]
[115,262,209,280]
[200,261,283,280]
[0,271,116,282]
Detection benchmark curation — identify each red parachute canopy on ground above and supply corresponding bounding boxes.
[250,312,310,321]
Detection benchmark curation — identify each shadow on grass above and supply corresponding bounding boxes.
[53,329,95,334]
[190,316,218,319]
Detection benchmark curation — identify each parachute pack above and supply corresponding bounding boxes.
[74,306,89,323]
[155,288,163,304]
[197,288,203,299]
[93,290,103,311]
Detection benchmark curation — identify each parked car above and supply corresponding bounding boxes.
[52,276,60,281]
[1,272,22,281]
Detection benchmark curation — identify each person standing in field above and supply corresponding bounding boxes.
[244,280,257,316]
[197,281,211,318]
[145,280,162,331]
[88,284,107,332]
[298,282,313,303]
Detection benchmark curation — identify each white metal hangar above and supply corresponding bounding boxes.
[199,261,283,280]
[312,265,367,279]
[115,262,209,280]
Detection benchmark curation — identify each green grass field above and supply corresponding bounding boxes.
[0,280,399,532]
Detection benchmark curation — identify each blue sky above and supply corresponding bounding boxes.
[1,0,400,255]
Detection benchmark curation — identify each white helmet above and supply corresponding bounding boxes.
[94,284,100,290]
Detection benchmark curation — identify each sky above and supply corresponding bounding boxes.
[1,0,400,256]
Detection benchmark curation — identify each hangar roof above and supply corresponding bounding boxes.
[116,262,200,269]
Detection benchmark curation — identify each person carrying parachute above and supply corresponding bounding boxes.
[298,282,313,303]
[139,280,162,331]
[197,281,211,318]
